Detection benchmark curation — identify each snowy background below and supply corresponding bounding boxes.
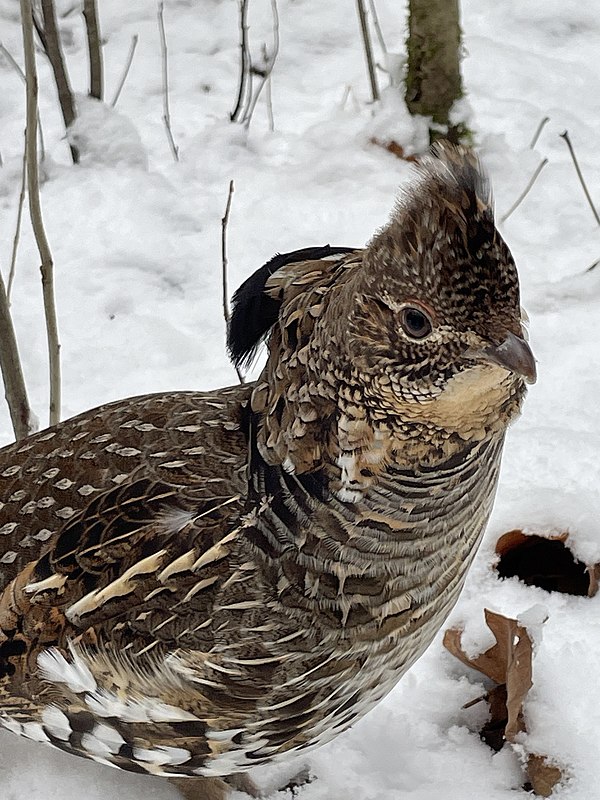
[1,0,600,797]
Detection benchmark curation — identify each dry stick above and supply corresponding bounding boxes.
[0,41,46,160]
[500,158,548,224]
[585,258,600,273]
[239,11,254,125]
[36,0,79,164]
[243,0,279,129]
[157,2,179,161]
[111,34,138,107]
[7,145,27,302]
[230,0,250,122]
[221,181,244,385]
[20,0,61,426]
[356,0,379,102]
[82,0,103,100]
[368,0,388,57]
[560,130,600,227]
[0,263,35,440]
[265,72,274,132]
[529,115,549,149]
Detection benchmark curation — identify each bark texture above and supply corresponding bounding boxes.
[405,0,466,143]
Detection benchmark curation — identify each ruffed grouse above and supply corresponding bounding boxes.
[0,144,535,800]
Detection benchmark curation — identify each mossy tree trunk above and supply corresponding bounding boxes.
[405,0,467,144]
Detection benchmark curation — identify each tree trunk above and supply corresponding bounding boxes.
[405,0,467,144]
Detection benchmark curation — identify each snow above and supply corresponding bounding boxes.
[0,0,600,797]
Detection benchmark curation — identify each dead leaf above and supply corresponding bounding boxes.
[369,137,419,162]
[444,609,564,796]
[443,609,533,716]
[526,754,563,797]
[479,684,508,752]
[496,529,595,597]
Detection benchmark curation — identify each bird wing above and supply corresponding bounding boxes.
[0,386,251,591]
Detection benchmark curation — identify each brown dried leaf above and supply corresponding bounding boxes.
[443,609,533,742]
[445,610,564,795]
[495,529,568,559]
[526,755,563,797]
[369,137,419,162]
[496,529,597,597]
[480,684,508,752]
[586,562,600,598]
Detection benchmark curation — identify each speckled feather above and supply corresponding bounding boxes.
[0,144,531,790]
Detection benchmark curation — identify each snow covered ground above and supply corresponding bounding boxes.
[1,0,600,797]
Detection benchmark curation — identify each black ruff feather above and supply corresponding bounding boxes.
[227,245,356,369]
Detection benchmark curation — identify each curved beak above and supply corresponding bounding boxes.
[481,330,537,384]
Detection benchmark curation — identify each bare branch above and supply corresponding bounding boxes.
[340,83,360,113]
[20,0,62,426]
[0,40,27,77]
[560,130,600,227]
[585,258,600,273]
[243,0,279,129]
[82,0,103,101]
[0,41,46,160]
[7,144,27,301]
[230,0,250,122]
[368,0,388,57]
[36,0,79,163]
[500,158,548,224]
[0,262,36,440]
[221,181,234,323]
[529,115,549,149]
[221,180,244,384]
[110,33,138,107]
[265,73,274,132]
[356,0,379,102]
[157,2,179,161]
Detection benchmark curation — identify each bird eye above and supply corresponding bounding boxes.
[400,306,432,340]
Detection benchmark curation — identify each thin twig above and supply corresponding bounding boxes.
[230,0,250,122]
[111,33,138,107]
[368,0,388,57]
[7,144,27,302]
[0,41,46,160]
[585,258,600,273]
[356,0,379,102]
[242,38,253,122]
[157,1,179,161]
[340,84,360,113]
[560,130,600,227]
[500,158,548,224]
[0,260,35,440]
[265,73,274,132]
[529,115,549,149]
[37,0,79,163]
[20,0,61,426]
[243,0,279,129]
[221,180,244,384]
[82,0,103,100]
[0,40,26,77]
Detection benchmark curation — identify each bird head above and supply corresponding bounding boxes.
[229,143,534,473]
[334,144,535,419]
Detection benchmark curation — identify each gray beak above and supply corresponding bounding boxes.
[481,331,537,384]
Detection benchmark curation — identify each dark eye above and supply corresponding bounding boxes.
[400,306,432,340]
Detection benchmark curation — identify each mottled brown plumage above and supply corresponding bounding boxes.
[0,144,534,799]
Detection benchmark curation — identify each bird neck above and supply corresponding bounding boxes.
[244,415,505,643]
[250,361,520,501]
